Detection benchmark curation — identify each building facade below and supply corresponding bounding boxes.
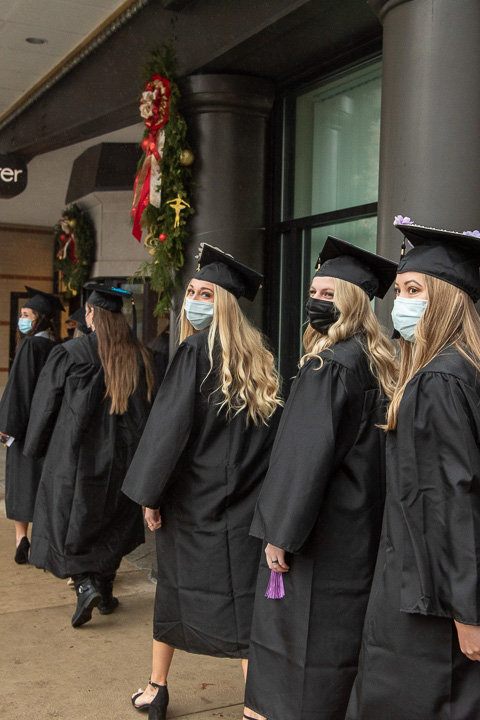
[1,0,479,385]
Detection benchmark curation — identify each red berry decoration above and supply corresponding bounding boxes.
[159,233,167,242]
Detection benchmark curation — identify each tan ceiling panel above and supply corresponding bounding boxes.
[0,0,133,125]
[0,67,44,91]
[6,0,116,34]
[0,89,19,115]
[0,21,82,58]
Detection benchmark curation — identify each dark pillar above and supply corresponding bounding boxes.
[177,74,275,329]
[370,0,480,322]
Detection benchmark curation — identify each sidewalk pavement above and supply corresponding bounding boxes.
[0,452,245,720]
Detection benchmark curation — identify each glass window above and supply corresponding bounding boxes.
[272,60,382,381]
[310,216,377,268]
[294,62,382,219]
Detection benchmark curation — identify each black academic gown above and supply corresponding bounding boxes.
[23,333,150,579]
[346,348,480,720]
[245,335,386,720]
[147,332,169,386]
[122,331,280,659]
[0,334,55,521]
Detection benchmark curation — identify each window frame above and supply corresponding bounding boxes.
[265,55,382,383]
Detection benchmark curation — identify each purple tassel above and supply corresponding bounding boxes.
[265,570,285,599]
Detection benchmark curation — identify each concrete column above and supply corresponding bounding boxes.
[177,74,275,328]
[370,0,480,320]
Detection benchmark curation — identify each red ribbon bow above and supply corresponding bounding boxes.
[132,75,171,242]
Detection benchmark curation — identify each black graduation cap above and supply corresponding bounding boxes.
[314,236,398,300]
[67,306,90,335]
[195,243,263,301]
[84,283,132,313]
[394,220,480,302]
[23,286,65,318]
[68,306,86,324]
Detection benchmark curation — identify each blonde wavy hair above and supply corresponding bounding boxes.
[88,303,155,415]
[386,274,480,430]
[301,278,398,400]
[179,285,282,425]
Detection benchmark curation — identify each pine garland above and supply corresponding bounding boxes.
[133,43,194,314]
[54,204,95,298]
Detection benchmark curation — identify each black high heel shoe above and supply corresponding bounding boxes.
[14,536,30,564]
[148,683,169,720]
[131,681,168,713]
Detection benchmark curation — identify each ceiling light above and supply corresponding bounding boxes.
[26,37,48,44]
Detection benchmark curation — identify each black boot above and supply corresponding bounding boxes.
[96,572,119,615]
[71,574,101,627]
[14,536,30,564]
[148,683,169,720]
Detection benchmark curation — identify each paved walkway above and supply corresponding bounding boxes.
[0,452,245,720]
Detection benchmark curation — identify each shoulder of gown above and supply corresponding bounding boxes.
[414,345,479,387]
[314,334,378,389]
[60,332,101,365]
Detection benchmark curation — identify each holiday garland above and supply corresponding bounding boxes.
[54,204,95,298]
[132,43,194,314]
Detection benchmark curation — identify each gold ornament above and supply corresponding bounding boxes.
[179,149,194,166]
[167,196,191,228]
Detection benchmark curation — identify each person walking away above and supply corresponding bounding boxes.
[0,287,62,563]
[23,284,155,627]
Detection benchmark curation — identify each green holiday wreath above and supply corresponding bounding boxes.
[131,42,194,314]
[54,204,95,298]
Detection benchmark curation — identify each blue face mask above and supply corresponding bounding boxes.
[185,297,214,330]
[18,318,33,334]
[391,296,428,342]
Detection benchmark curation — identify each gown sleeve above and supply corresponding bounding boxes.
[121,341,197,509]
[0,338,51,440]
[250,357,365,554]
[22,345,71,458]
[398,370,480,625]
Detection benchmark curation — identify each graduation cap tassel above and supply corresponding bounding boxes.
[265,570,285,599]
[131,299,137,340]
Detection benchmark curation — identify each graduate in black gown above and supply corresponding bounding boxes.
[0,287,63,564]
[244,238,398,720]
[346,219,480,720]
[24,285,155,627]
[122,244,283,720]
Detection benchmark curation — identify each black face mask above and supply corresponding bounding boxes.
[305,297,339,334]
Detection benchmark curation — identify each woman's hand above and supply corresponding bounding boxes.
[265,543,290,573]
[454,620,480,661]
[144,507,162,532]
